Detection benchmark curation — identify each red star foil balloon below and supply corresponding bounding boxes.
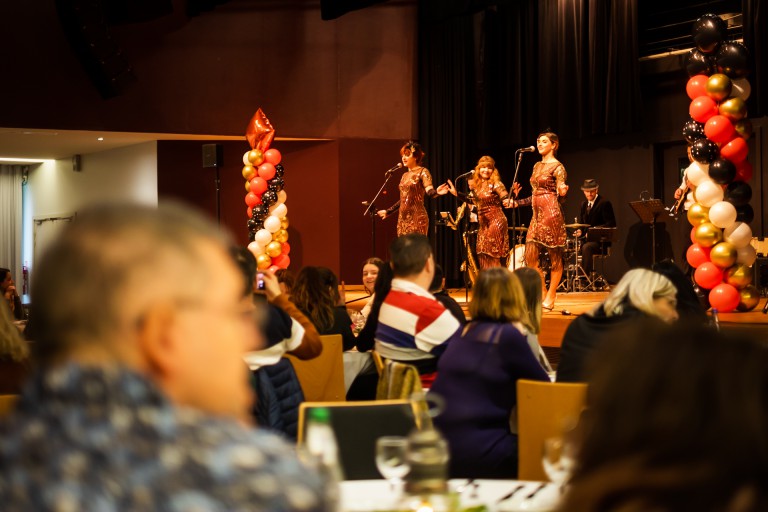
[245,108,275,151]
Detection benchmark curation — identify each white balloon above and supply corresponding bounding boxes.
[243,151,252,166]
[247,241,263,256]
[723,222,753,249]
[686,161,710,186]
[694,180,724,207]
[708,201,737,229]
[255,229,272,245]
[736,244,757,266]
[732,78,751,101]
[264,215,281,233]
[270,203,287,218]
[277,190,288,205]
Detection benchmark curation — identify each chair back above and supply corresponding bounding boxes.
[516,378,587,481]
[371,350,385,376]
[376,359,422,400]
[286,334,346,402]
[297,400,419,480]
[0,394,19,417]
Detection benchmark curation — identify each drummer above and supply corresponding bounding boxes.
[573,179,616,277]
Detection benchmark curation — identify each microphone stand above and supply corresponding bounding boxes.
[453,172,473,301]
[508,149,525,270]
[363,171,396,257]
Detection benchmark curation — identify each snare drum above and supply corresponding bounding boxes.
[508,244,527,270]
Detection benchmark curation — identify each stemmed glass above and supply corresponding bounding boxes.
[542,436,575,491]
[375,436,411,492]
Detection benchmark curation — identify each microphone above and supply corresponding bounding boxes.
[519,146,536,152]
[385,163,403,175]
[456,170,474,179]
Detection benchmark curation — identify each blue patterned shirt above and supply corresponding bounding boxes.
[0,364,328,511]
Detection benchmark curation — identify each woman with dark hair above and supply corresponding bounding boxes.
[292,266,356,351]
[430,267,549,478]
[354,262,394,353]
[377,141,450,236]
[508,132,569,310]
[360,257,385,320]
[560,324,768,511]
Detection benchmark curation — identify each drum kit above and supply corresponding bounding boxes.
[558,223,600,292]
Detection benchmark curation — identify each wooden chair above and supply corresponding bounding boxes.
[286,334,346,402]
[371,350,385,376]
[516,378,587,481]
[376,359,422,400]
[297,400,419,479]
[0,394,19,417]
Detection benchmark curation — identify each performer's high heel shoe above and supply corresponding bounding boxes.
[542,302,554,311]
[542,291,556,311]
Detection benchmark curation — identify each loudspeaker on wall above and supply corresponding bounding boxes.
[202,144,223,168]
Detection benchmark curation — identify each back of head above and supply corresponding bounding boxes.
[600,268,676,320]
[469,268,527,324]
[31,202,230,368]
[652,260,708,321]
[567,324,768,510]
[513,267,542,334]
[292,266,335,331]
[429,263,444,292]
[390,234,432,278]
[230,246,258,297]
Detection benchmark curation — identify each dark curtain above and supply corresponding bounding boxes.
[742,0,765,117]
[320,0,387,20]
[418,0,641,285]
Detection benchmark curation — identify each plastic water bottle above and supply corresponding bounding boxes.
[304,407,344,510]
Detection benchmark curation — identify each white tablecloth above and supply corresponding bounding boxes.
[340,478,560,511]
[342,351,375,392]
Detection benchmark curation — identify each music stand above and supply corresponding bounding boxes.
[629,199,667,265]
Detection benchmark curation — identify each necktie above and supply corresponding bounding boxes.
[587,202,592,215]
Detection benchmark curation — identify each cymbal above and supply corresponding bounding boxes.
[565,223,590,229]
[508,227,528,232]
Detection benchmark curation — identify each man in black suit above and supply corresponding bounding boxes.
[575,179,616,277]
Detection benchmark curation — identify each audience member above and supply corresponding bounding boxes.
[375,234,461,379]
[513,266,553,372]
[429,263,466,324]
[360,257,385,319]
[560,324,768,511]
[275,268,296,296]
[355,262,394,353]
[0,267,24,320]
[431,267,550,478]
[0,202,327,510]
[557,268,678,382]
[0,300,31,394]
[652,259,708,322]
[293,266,357,351]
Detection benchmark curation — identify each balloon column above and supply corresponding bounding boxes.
[683,14,757,312]
[243,108,291,272]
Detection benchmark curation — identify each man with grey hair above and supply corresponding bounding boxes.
[0,202,327,511]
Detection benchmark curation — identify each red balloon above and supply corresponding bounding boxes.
[689,95,719,123]
[694,262,724,289]
[249,176,268,195]
[686,243,712,268]
[720,137,748,164]
[735,160,753,182]
[272,253,290,269]
[264,148,282,166]
[708,283,740,312]
[245,192,262,207]
[247,206,253,217]
[703,115,735,144]
[686,75,709,100]
[690,226,697,244]
[258,162,276,180]
[281,241,291,255]
[268,265,281,273]
[245,108,275,151]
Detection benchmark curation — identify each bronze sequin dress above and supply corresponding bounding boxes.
[521,161,567,248]
[395,167,434,236]
[473,180,510,266]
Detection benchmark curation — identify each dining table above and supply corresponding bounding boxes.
[342,350,375,392]
[340,478,560,511]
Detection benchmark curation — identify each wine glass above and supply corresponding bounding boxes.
[542,436,575,491]
[375,436,410,492]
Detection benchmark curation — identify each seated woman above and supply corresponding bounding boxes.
[513,266,553,373]
[430,267,550,479]
[292,266,357,352]
[560,323,768,511]
[556,268,678,383]
[354,262,394,353]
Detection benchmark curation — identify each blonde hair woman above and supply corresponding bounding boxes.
[557,268,679,382]
[431,267,550,478]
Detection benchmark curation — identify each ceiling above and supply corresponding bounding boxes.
[0,127,244,162]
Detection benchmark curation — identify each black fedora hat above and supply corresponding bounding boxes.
[581,179,599,190]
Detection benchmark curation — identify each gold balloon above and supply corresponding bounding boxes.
[734,118,753,139]
[242,165,256,181]
[687,203,710,226]
[725,263,753,289]
[719,97,747,121]
[694,222,723,248]
[265,241,282,257]
[274,229,289,243]
[705,73,732,102]
[245,181,251,192]
[737,285,760,311]
[709,241,737,268]
[248,149,265,166]
[256,253,272,270]
[280,216,290,229]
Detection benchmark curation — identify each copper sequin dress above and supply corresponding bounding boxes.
[473,180,510,266]
[520,161,567,248]
[394,167,434,236]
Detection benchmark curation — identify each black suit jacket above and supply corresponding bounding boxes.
[579,195,616,246]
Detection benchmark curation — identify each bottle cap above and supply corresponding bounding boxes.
[309,407,331,423]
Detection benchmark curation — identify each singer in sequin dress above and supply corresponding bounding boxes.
[509,132,568,310]
[447,156,510,268]
[378,141,450,236]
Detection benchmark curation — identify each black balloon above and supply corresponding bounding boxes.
[693,284,711,310]
[268,176,285,192]
[247,218,258,231]
[690,138,719,164]
[684,48,715,77]
[724,180,752,206]
[262,190,278,206]
[682,119,706,144]
[735,203,754,224]
[708,158,736,184]
[715,42,750,79]
[692,14,727,54]
[251,204,268,220]
[275,164,285,177]
[248,232,256,242]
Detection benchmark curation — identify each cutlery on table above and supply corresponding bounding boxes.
[495,484,526,504]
